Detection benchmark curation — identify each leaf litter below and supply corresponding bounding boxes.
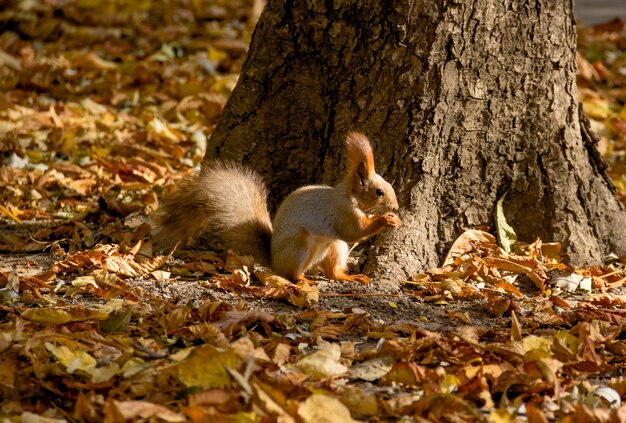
[1,2,626,421]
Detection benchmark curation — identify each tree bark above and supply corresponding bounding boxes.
[205,0,626,280]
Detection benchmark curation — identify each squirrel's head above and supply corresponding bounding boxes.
[345,132,399,214]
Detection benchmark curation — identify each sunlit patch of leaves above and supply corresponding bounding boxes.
[0,0,254,253]
[577,18,626,203]
[3,222,626,420]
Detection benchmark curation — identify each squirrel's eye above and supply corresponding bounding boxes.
[375,188,384,197]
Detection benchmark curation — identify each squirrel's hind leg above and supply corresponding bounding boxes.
[272,227,327,283]
[322,241,371,284]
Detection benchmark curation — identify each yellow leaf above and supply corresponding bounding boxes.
[177,345,240,389]
[71,276,98,288]
[294,341,348,379]
[98,299,125,315]
[522,335,553,360]
[147,117,183,142]
[87,362,120,383]
[252,381,294,423]
[555,331,580,355]
[0,204,21,222]
[206,46,228,62]
[45,342,97,373]
[25,149,45,163]
[488,408,514,423]
[224,413,262,423]
[341,386,379,416]
[298,394,356,423]
[582,99,612,120]
[121,357,149,378]
[21,307,109,325]
[441,374,461,394]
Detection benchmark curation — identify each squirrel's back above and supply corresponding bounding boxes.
[155,161,273,265]
[272,185,351,240]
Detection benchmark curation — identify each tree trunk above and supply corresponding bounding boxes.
[205,0,626,280]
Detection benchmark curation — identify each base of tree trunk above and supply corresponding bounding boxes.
[205,0,626,281]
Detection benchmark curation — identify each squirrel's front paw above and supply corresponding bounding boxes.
[382,212,401,228]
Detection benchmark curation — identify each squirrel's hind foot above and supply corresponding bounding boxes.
[294,274,319,286]
[327,271,371,284]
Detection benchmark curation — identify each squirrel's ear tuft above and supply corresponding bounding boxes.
[345,132,375,178]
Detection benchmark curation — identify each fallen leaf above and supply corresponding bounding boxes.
[511,310,522,342]
[21,307,109,325]
[442,229,498,267]
[294,341,348,379]
[104,399,186,422]
[177,344,240,389]
[348,356,394,381]
[495,193,517,253]
[298,394,357,423]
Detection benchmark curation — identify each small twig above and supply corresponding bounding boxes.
[610,276,626,287]
[227,356,255,402]
[50,402,78,423]
[599,270,624,279]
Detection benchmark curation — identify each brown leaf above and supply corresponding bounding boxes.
[212,310,284,338]
[254,272,319,308]
[442,229,498,267]
[487,257,533,274]
[526,403,549,423]
[491,279,523,298]
[187,388,235,407]
[588,293,626,307]
[510,310,522,342]
[104,399,185,423]
[382,361,437,390]
[413,394,484,422]
[549,295,571,309]
[447,310,472,324]
[485,295,512,317]
[103,252,168,278]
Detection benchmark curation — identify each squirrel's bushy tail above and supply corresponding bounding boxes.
[154,161,273,266]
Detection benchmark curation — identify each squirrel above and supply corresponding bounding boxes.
[155,132,400,283]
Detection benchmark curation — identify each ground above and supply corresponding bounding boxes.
[1,1,626,422]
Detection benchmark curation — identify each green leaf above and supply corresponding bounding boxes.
[495,193,517,253]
